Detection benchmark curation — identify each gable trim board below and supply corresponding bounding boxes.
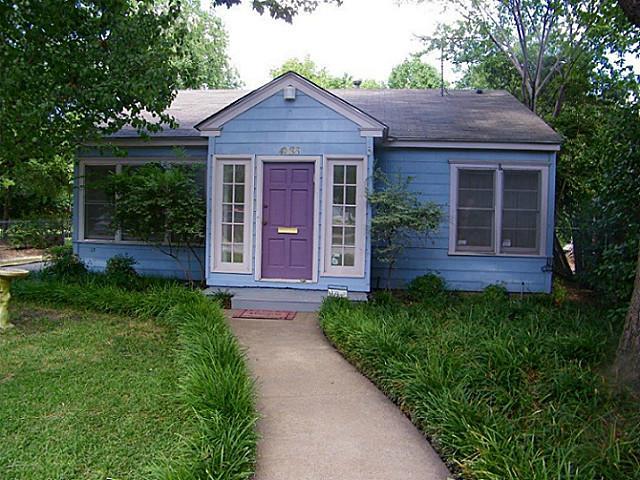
[195,72,387,138]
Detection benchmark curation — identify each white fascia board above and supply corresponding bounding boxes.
[84,137,208,147]
[384,140,561,151]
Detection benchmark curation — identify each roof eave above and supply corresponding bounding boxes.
[383,139,562,151]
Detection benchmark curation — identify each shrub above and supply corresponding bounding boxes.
[6,220,63,249]
[407,273,447,302]
[43,244,87,278]
[481,283,509,303]
[370,289,401,308]
[105,254,140,289]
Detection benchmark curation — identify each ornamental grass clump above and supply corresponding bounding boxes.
[320,286,640,479]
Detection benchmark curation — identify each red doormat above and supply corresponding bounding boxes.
[233,309,296,320]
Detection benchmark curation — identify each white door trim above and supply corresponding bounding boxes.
[254,156,321,283]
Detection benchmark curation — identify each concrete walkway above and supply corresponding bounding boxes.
[228,311,451,480]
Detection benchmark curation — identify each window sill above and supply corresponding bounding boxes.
[448,250,545,259]
[76,239,205,247]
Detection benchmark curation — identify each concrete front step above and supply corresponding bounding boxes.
[204,287,368,312]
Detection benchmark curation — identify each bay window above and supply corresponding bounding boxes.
[450,163,547,256]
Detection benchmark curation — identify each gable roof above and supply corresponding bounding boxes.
[109,79,562,147]
[194,71,387,137]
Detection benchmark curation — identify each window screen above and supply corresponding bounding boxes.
[501,170,541,254]
[456,169,495,252]
[83,165,115,240]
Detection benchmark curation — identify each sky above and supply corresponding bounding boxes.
[216,0,459,89]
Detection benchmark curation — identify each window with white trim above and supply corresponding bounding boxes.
[450,164,547,256]
[83,165,116,240]
[81,161,206,242]
[212,157,253,273]
[323,158,366,276]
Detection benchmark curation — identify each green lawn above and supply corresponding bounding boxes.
[0,302,192,480]
[320,287,640,480]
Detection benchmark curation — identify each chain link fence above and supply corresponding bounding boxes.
[0,218,71,249]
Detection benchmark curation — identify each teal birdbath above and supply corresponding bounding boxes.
[0,269,29,331]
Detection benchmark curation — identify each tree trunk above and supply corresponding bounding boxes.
[614,242,640,389]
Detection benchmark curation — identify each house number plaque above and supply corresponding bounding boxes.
[279,146,301,155]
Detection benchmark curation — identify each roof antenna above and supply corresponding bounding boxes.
[353,79,362,89]
[440,42,445,97]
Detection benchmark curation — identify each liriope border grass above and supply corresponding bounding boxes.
[12,277,258,480]
[320,295,640,480]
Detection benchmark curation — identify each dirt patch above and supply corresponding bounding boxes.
[10,305,73,332]
[0,242,45,262]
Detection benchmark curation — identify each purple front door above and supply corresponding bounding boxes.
[262,162,315,280]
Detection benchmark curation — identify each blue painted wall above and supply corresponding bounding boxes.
[76,243,205,280]
[209,90,372,291]
[73,145,207,280]
[373,147,556,293]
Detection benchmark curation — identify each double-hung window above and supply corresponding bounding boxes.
[212,156,253,273]
[323,156,367,276]
[450,163,547,256]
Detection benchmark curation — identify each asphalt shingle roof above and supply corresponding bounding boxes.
[112,88,562,145]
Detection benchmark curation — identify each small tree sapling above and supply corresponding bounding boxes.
[368,169,442,289]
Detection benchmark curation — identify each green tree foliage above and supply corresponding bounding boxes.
[554,102,640,303]
[423,0,638,116]
[270,55,385,88]
[387,54,442,89]
[368,170,442,289]
[213,0,341,22]
[176,2,241,89]
[0,1,189,205]
[104,163,206,283]
[1,155,72,220]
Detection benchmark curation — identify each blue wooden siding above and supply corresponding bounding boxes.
[73,145,207,279]
[373,147,556,293]
[209,91,372,291]
[76,243,205,280]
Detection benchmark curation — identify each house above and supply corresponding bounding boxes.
[74,71,561,304]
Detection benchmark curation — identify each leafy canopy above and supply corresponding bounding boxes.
[388,54,443,89]
[176,2,241,89]
[421,0,639,115]
[214,0,341,22]
[270,55,385,88]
